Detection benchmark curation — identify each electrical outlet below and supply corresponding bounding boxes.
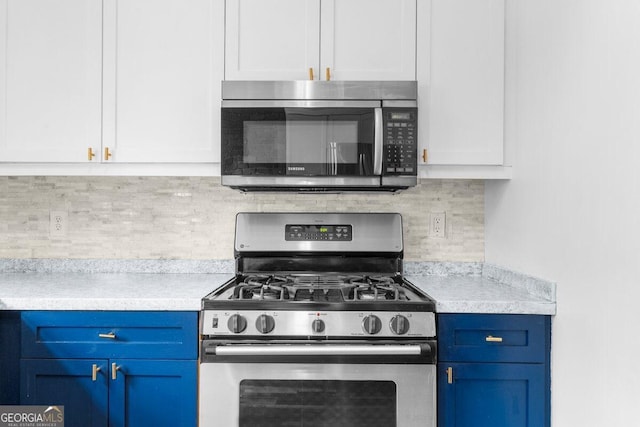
[50,210,68,237]
[430,212,446,238]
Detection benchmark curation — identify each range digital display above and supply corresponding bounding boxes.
[285,224,352,241]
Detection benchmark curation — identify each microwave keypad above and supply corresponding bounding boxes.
[385,117,416,174]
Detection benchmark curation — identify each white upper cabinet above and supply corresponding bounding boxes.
[320,0,416,81]
[0,0,223,166]
[418,0,506,168]
[1,0,508,177]
[103,0,223,163]
[225,0,417,81]
[0,0,102,162]
[225,0,320,81]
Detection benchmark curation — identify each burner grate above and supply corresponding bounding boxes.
[230,274,410,302]
[347,276,405,301]
[289,275,364,286]
[233,275,291,300]
[351,284,401,301]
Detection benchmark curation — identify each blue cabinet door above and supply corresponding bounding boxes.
[21,311,198,359]
[20,358,108,427]
[19,311,198,426]
[0,311,21,404]
[438,314,549,363]
[438,362,545,427]
[108,359,197,427]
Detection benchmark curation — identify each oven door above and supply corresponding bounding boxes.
[199,342,436,427]
[221,100,382,189]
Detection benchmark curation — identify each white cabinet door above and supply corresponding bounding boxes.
[421,0,505,165]
[225,0,320,81]
[0,0,102,162]
[103,0,223,163]
[225,0,415,81]
[320,0,416,81]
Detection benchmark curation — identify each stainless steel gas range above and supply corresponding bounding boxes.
[199,212,436,427]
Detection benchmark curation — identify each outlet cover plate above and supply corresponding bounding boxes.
[50,210,68,237]
[430,212,446,238]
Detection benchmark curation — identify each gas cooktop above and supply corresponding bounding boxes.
[205,273,432,304]
[201,213,436,339]
[201,274,435,338]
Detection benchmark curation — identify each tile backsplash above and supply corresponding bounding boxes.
[0,177,484,261]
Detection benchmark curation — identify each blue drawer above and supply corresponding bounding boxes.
[21,311,198,359]
[438,314,550,363]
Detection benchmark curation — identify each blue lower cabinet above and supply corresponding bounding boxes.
[438,362,545,427]
[437,314,551,427]
[20,359,109,427]
[109,360,197,427]
[0,311,21,404]
[21,311,198,359]
[20,311,198,427]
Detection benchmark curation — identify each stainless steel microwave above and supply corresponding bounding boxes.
[221,81,418,192]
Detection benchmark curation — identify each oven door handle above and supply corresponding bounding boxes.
[210,344,426,357]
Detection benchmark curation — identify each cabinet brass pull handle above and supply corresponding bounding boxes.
[446,367,453,384]
[92,364,101,381]
[326,67,331,81]
[486,335,503,343]
[88,147,96,161]
[104,147,112,161]
[98,332,116,339]
[422,148,428,163]
[111,362,120,380]
[309,67,314,81]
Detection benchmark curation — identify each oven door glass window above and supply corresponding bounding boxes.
[238,379,396,427]
[221,108,376,176]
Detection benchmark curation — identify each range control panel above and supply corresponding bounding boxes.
[201,310,436,338]
[285,224,352,241]
[383,108,417,175]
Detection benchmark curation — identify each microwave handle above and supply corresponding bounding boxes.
[374,108,383,175]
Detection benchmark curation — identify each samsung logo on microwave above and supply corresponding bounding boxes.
[288,166,306,171]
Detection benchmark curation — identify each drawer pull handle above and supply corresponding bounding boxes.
[111,362,121,380]
[486,335,503,343]
[446,367,453,384]
[99,332,116,339]
[91,364,101,381]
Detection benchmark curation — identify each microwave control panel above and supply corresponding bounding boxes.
[383,109,417,175]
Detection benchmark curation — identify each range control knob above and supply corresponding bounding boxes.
[227,314,247,334]
[312,319,325,333]
[255,314,275,334]
[362,315,382,335]
[390,315,410,335]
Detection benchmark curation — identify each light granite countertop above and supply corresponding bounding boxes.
[409,275,556,315]
[0,272,231,311]
[0,261,556,314]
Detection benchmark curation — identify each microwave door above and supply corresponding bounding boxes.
[221,101,389,190]
[285,108,375,177]
[285,115,331,176]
